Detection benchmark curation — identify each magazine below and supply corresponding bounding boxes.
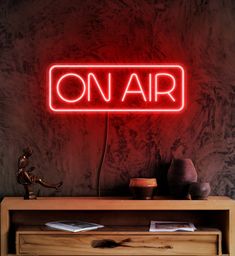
[149,221,196,232]
[45,220,104,232]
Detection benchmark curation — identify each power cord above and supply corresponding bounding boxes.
[96,113,109,197]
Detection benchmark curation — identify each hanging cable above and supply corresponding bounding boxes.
[96,113,109,197]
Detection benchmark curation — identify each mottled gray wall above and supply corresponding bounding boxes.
[0,0,235,198]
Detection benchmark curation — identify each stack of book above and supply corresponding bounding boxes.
[149,221,196,232]
[45,220,104,232]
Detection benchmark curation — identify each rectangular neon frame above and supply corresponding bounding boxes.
[49,64,185,112]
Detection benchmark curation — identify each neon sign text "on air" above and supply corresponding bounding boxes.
[49,64,185,112]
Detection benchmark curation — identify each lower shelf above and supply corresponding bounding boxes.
[16,226,222,255]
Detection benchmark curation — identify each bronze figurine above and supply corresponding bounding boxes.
[17,147,63,199]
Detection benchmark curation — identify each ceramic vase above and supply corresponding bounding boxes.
[167,158,198,198]
[189,182,211,200]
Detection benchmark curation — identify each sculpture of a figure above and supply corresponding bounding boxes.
[17,147,63,199]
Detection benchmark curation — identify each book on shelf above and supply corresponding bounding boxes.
[149,221,196,232]
[45,220,104,232]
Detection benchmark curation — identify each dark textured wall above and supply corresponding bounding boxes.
[0,0,235,198]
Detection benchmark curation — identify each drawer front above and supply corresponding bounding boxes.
[17,233,219,255]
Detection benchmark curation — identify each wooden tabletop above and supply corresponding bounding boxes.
[1,196,235,210]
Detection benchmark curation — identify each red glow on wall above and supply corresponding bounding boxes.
[48,64,185,112]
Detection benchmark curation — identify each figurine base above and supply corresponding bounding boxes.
[24,185,37,200]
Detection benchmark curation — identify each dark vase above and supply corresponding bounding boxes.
[189,182,211,200]
[167,158,198,198]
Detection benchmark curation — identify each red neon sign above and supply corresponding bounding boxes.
[49,64,185,112]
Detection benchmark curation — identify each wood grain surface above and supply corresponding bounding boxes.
[16,232,220,255]
[2,197,234,256]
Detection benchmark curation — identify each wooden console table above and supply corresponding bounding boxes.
[1,196,235,255]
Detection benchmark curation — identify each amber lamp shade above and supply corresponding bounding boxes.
[129,178,157,200]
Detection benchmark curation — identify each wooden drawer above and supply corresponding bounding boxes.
[16,227,221,256]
